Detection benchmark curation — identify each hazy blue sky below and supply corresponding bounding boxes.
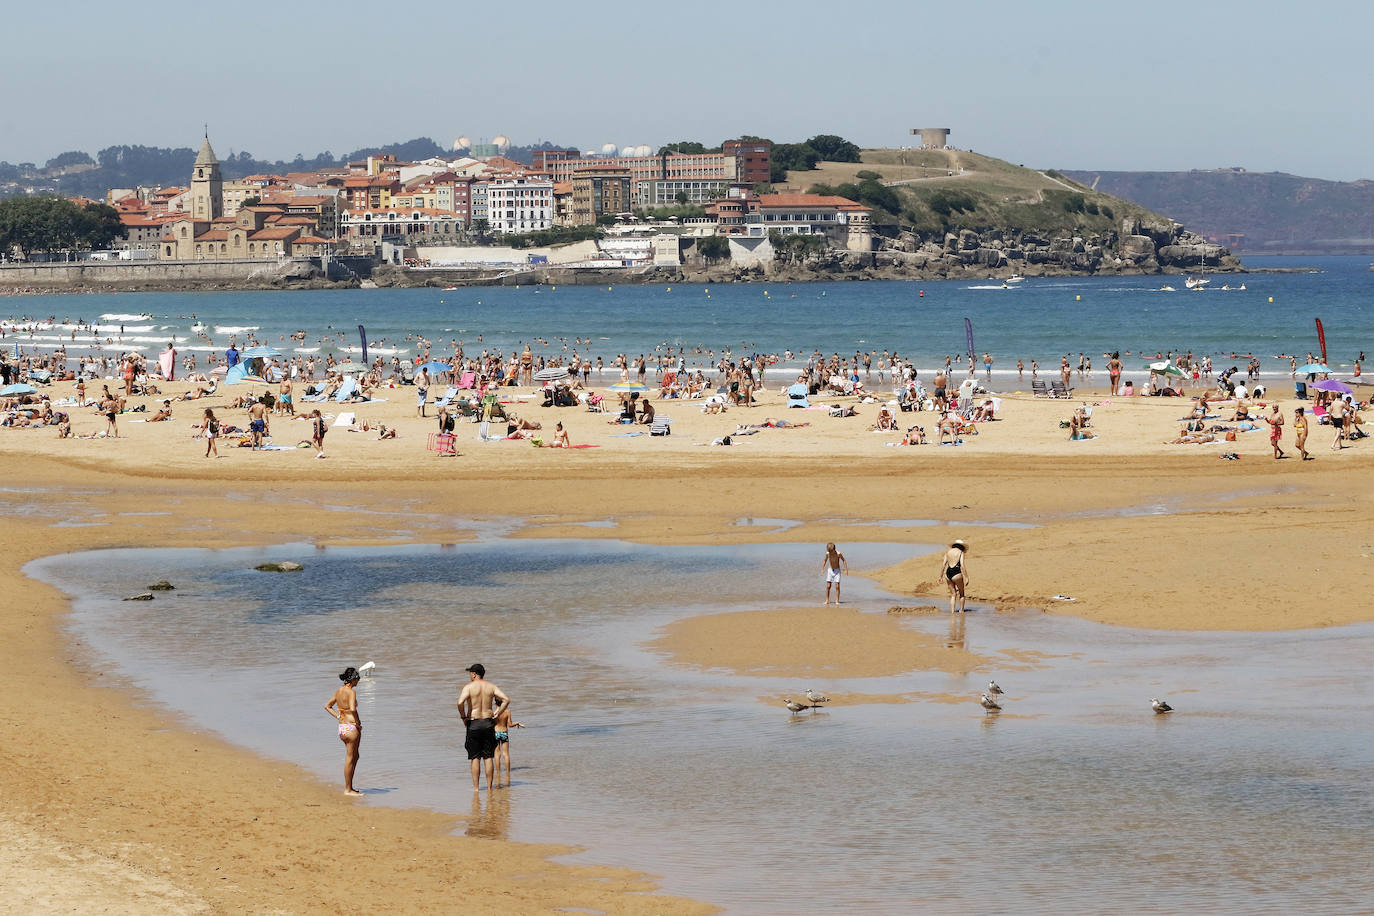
[4,1,1369,180]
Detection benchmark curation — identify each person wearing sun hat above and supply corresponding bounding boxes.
[941,539,969,614]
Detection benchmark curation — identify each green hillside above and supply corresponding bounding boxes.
[780,148,1170,237]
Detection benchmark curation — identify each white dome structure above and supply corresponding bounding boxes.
[620,146,637,157]
[600,143,618,156]
[492,135,510,150]
[453,136,471,151]
[633,145,652,158]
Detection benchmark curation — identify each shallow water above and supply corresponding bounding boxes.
[33,537,1374,914]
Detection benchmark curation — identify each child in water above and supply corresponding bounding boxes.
[822,542,849,606]
[493,702,524,787]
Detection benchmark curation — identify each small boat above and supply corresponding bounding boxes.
[1006,275,1025,283]
[443,286,457,291]
[1185,275,1210,290]
[1159,285,1176,292]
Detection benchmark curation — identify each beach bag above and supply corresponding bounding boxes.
[1225,430,1237,441]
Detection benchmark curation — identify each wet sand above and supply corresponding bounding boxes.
[3,374,1372,911]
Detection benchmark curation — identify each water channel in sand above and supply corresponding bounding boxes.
[33,536,1374,914]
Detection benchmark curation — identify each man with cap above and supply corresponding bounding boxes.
[457,663,510,791]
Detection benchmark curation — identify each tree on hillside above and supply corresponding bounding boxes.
[0,196,126,255]
[806,134,861,163]
[770,143,820,182]
[697,235,729,263]
[659,141,710,155]
[45,151,96,170]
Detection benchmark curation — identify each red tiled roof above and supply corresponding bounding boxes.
[194,230,231,242]
[249,227,301,240]
[294,235,331,244]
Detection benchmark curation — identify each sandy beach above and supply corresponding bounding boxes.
[4,371,1372,912]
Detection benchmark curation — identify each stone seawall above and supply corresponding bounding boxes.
[0,258,336,291]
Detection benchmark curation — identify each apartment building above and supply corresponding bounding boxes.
[484,176,554,234]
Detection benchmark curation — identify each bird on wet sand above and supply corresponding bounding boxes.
[804,688,831,707]
[987,681,1004,697]
[784,698,809,714]
[1151,698,1173,714]
[979,693,1002,713]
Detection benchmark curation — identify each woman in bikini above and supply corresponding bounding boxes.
[941,539,969,614]
[325,667,364,796]
[311,409,327,459]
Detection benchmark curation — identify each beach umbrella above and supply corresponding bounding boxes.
[0,382,37,396]
[534,366,574,382]
[1299,363,1331,374]
[417,361,452,373]
[241,345,282,359]
[1311,379,1354,394]
[331,361,367,374]
[609,380,649,393]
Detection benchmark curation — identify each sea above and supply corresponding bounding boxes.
[3,255,1372,379]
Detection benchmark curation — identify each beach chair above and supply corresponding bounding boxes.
[433,387,458,408]
[585,393,605,412]
[650,417,672,436]
[333,377,357,402]
[786,383,810,408]
[1032,379,1050,398]
[458,371,477,390]
[1294,381,1308,400]
[1051,380,1073,398]
[956,379,977,414]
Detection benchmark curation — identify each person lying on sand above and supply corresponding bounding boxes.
[1166,428,1217,444]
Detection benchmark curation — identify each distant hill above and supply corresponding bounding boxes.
[1061,169,1374,254]
[0,138,561,200]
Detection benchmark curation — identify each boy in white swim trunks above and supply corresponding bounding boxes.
[822,542,849,606]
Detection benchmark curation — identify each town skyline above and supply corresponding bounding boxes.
[4,1,1371,182]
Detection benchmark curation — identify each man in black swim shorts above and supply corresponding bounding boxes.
[458,663,510,791]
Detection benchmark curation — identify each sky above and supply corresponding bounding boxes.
[3,0,1371,181]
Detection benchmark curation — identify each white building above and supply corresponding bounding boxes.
[484,176,554,234]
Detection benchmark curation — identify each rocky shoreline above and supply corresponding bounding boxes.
[1,219,1244,295]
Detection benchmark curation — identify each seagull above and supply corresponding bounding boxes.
[358,661,376,677]
[1151,698,1173,714]
[987,681,1004,697]
[783,698,809,714]
[979,693,1002,713]
[804,688,831,706]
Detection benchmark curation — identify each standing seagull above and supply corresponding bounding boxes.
[987,681,1004,697]
[1151,698,1174,714]
[804,688,831,707]
[783,698,809,714]
[979,693,1002,713]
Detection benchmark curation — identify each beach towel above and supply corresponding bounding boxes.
[333,378,357,402]
[458,371,476,390]
[331,412,355,429]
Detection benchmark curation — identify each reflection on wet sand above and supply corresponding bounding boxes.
[467,791,512,842]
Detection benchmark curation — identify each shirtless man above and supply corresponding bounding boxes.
[248,398,268,449]
[277,376,293,416]
[1329,396,1347,450]
[821,542,849,606]
[932,369,948,412]
[458,663,510,791]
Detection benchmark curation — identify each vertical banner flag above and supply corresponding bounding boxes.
[964,318,975,363]
[1315,318,1327,365]
[359,324,369,365]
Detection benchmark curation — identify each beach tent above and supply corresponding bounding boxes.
[225,364,266,385]
[786,383,810,408]
[535,366,573,382]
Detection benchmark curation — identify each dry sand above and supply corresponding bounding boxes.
[4,373,1372,911]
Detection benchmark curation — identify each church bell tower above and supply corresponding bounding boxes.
[190,134,223,221]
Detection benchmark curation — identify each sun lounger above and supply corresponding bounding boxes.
[650,417,673,436]
[786,383,810,408]
[458,371,477,390]
[433,387,458,408]
[1051,380,1073,398]
[333,377,357,402]
[1032,379,1050,398]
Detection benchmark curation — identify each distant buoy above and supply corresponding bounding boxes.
[1268,296,1274,303]
[552,286,557,291]
[1075,295,1081,301]
[919,290,924,297]
[666,287,671,292]
[704,288,709,294]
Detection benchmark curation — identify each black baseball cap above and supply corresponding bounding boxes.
[465,663,485,677]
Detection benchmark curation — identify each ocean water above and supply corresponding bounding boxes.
[3,256,1372,377]
[33,537,1374,915]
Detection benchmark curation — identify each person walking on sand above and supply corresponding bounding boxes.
[1329,395,1347,451]
[102,392,119,438]
[416,367,430,418]
[204,407,219,458]
[822,542,849,605]
[325,666,364,796]
[311,408,327,458]
[458,663,510,791]
[493,701,524,788]
[1294,407,1310,460]
[1264,403,1286,459]
[941,539,969,614]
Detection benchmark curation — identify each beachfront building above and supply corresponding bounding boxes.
[339,206,462,242]
[159,205,306,260]
[569,167,631,226]
[485,176,554,234]
[639,178,733,209]
[710,191,873,251]
[344,175,400,211]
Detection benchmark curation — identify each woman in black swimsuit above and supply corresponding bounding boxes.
[941,539,969,613]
